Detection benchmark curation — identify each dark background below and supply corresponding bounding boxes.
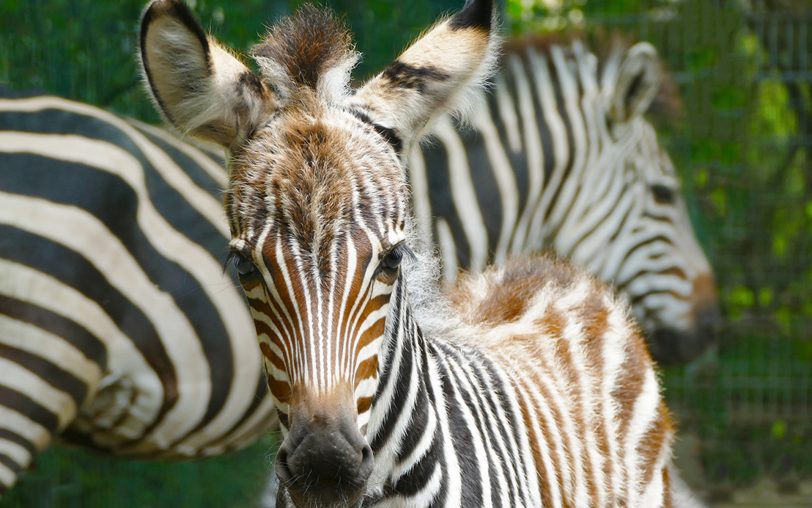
[1,0,810,505]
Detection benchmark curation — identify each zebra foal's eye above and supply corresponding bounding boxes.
[650,184,676,205]
[380,248,403,273]
[377,243,411,278]
[228,251,258,278]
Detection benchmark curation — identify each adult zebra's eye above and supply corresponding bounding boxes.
[650,184,676,204]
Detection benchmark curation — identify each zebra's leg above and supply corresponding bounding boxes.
[0,294,105,493]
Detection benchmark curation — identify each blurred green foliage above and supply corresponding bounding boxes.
[0,437,274,508]
[0,0,811,504]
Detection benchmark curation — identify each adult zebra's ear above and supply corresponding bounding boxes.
[139,0,275,147]
[608,42,662,123]
[352,0,499,153]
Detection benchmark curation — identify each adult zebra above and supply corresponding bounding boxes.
[140,0,678,505]
[409,36,719,364]
[0,90,275,493]
[0,9,713,498]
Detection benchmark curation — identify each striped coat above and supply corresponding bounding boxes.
[0,93,274,489]
[137,0,678,506]
[408,36,719,364]
[355,256,676,506]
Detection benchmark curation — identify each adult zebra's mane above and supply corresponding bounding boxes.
[503,31,683,122]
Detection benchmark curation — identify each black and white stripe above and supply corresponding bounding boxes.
[0,37,713,494]
[345,261,675,507]
[0,93,275,492]
[409,39,719,363]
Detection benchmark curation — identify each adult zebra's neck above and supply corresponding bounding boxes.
[364,275,447,502]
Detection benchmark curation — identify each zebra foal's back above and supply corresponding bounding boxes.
[440,257,674,506]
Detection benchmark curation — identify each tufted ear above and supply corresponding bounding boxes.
[352,0,499,153]
[608,42,662,123]
[140,0,275,146]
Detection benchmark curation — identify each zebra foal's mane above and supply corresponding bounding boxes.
[251,4,359,103]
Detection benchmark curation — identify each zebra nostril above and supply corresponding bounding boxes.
[358,444,374,481]
[275,447,293,485]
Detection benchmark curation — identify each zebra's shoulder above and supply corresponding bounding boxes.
[448,255,608,325]
[446,255,649,358]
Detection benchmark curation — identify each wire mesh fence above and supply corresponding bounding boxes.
[0,0,810,506]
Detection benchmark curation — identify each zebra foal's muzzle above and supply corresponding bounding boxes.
[275,391,374,507]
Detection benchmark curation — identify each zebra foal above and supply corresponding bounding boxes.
[140,0,675,505]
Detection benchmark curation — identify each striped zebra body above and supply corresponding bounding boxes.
[0,93,276,491]
[0,32,708,501]
[356,258,673,507]
[410,37,719,364]
[139,1,676,506]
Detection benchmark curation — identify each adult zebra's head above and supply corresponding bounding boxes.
[140,0,497,505]
[551,40,720,364]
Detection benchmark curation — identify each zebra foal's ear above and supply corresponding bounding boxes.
[352,0,499,152]
[139,0,274,146]
[608,42,662,123]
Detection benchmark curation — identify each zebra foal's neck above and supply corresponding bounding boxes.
[361,257,674,507]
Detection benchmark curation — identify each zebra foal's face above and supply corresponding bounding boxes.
[140,0,496,504]
[226,119,408,504]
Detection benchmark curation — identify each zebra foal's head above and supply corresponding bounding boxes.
[140,0,497,505]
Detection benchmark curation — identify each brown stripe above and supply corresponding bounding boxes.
[612,330,649,488]
[514,351,574,508]
[662,466,672,508]
[356,396,373,415]
[342,270,375,343]
[261,341,292,406]
[353,316,386,356]
[637,402,674,500]
[507,359,553,508]
[578,293,612,503]
[249,292,295,346]
[538,307,595,504]
[354,356,378,388]
[256,330,286,374]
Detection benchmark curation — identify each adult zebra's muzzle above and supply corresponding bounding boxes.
[275,396,374,507]
[648,273,722,365]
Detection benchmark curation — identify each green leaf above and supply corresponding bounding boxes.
[771,420,787,440]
